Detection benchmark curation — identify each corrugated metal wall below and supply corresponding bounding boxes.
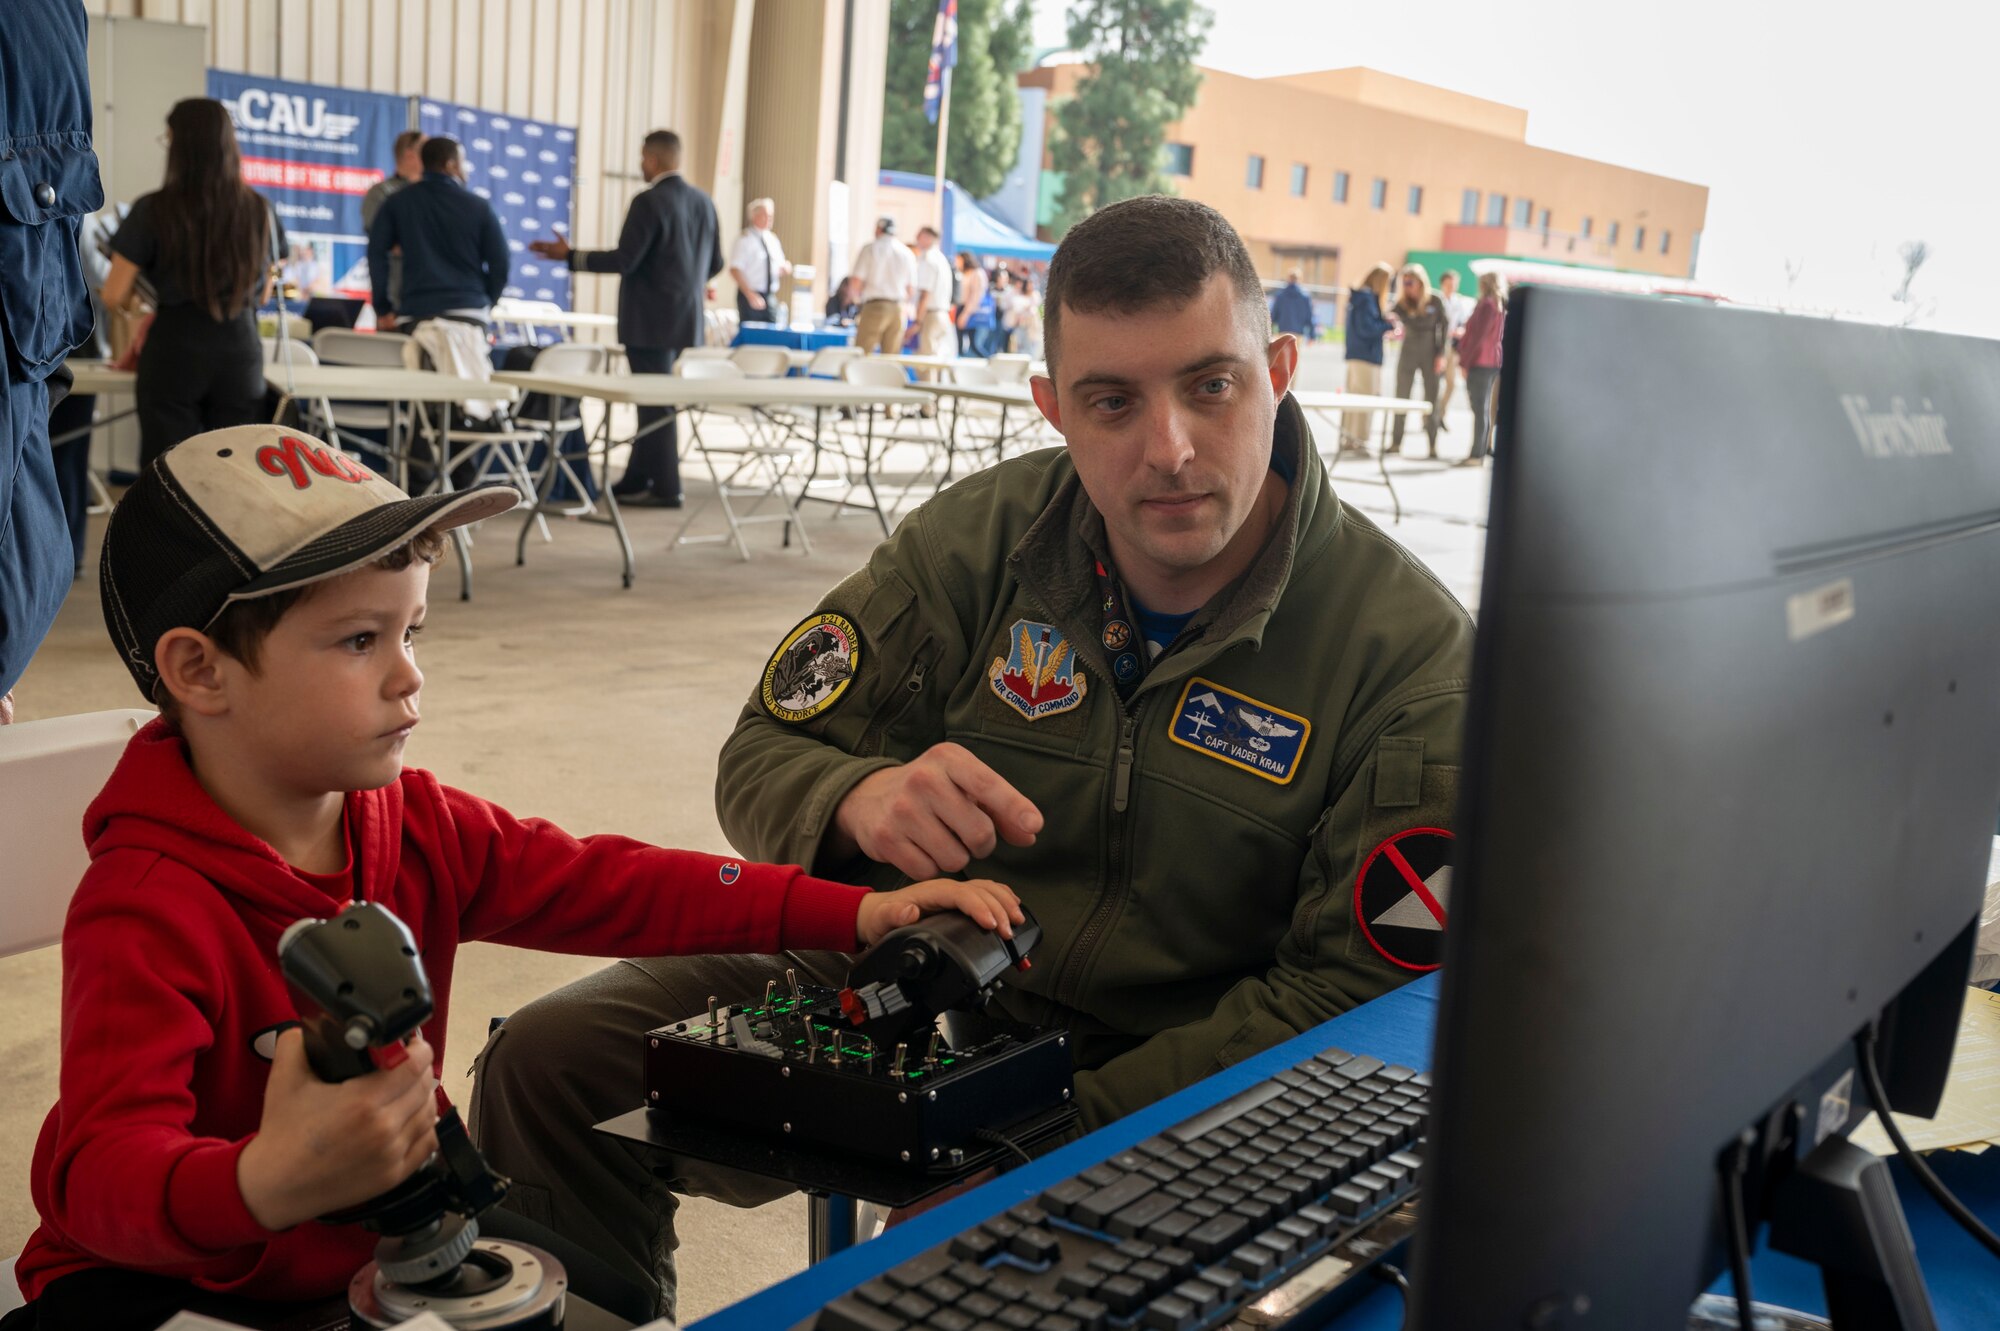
[80,0,749,319]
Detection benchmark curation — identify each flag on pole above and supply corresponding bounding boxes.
[924,0,959,125]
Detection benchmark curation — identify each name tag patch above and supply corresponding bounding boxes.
[1168,677,1311,784]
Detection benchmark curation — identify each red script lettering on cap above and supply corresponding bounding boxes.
[257,436,373,490]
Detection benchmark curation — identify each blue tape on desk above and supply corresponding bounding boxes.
[687,978,1440,1331]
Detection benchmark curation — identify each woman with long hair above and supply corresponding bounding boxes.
[1341,263,1394,451]
[1456,271,1508,465]
[102,98,283,467]
[1388,261,1450,458]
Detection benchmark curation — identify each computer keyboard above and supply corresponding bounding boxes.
[810,1045,1428,1331]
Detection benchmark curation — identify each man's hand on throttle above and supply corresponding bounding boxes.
[855,877,1024,948]
[832,742,1043,880]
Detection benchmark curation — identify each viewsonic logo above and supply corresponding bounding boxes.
[1841,395,1952,459]
[224,89,360,141]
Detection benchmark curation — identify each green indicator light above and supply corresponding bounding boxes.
[940,1057,957,1066]
[794,1038,807,1045]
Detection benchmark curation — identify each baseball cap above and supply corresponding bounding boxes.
[101,424,520,701]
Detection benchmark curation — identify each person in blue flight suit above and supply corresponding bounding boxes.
[0,0,104,721]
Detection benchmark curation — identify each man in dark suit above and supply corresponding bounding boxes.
[530,129,721,505]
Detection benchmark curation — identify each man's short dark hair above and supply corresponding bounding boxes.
[420,136,461,173]
[1043,195,1268,371]
[917,225,940,242]
[394,129,425,157]
[642,130,681,166]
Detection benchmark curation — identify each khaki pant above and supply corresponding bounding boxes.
[468,950,850,1322]
[1341,359,1382,447]
[916,309,957,359]
[855,299,905,355]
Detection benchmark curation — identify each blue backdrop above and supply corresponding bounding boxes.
[208,71,406,301]
[419,99,577,309]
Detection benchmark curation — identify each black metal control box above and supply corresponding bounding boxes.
[643,985,1073,1167]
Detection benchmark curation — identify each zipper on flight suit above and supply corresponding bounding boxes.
[1056,706,1144,1006]
[855,644,935,758]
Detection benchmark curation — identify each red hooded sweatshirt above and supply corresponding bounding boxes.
[15,719,869,1303]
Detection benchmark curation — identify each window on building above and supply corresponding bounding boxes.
[1461,188,1480,224]
[1246,155,1264,190]
[1608,220,1620,245]
[1660,229,1672,255]
[1635,225,1647,251]
[1513,198,1533,228]
[1486,193,1507,226]
[1580,216,1593,238]
[1333,170,1349,203]
[1538,208,1551,232]
[1290,163,1308,197]
[1163,142,1194,177]
[1370,178,1388,210]
[1408,184,1423,215]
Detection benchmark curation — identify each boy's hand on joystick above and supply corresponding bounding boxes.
[236,1028,440,1231]
[855,877,1024,948]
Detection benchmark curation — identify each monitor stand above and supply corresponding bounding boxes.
[1767,1134,1938,1331]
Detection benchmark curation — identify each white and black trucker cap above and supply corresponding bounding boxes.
[101,425,519,701]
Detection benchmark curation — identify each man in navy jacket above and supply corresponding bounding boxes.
[368,136,509,329]
[531,130,722,503]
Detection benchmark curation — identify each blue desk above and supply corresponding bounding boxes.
[687,977,2000,1329]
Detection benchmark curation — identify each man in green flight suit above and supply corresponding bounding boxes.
[470,196,1475,1321]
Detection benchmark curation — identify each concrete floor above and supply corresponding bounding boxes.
[0,397,1491,1322]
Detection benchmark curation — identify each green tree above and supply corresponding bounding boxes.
[1049,0,1212,237]
[880,0,1035,202]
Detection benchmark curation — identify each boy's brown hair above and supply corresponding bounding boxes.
[156,530,447,723]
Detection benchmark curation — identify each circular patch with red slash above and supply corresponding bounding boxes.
[1354,827,1454,972]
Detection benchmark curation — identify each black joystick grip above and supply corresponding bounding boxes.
[840,903,1042,1042]
[278,903,434,1084]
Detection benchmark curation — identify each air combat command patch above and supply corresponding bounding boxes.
[989,619,1088,721]
[1168,677,1311,784]
[761,612,862,724]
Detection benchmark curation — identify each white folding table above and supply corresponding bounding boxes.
[1289,389,1433,523]
[494,371,931,574]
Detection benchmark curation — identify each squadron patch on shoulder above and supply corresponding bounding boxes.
[1353,828,1453,972]
[989,619,1088,721]
[1168,677,1311,784]
[761,612,862,724]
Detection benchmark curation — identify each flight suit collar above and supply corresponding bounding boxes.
[1007,394,1338,704]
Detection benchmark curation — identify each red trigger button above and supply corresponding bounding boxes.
[1016,957,1032,971]
[371,1041,409,1071]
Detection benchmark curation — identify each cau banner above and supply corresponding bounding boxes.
[208,70,407,301]
[419,99,576,309]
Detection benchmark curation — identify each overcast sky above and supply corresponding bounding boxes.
[1029,0,1985,335]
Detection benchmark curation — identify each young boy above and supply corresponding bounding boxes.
[6,425,1022,1330]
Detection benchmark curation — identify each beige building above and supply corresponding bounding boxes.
[1020,63,1709,289]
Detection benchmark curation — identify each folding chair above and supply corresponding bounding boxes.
[987,354,1033,383]
[729,345,794,379]
[841,357,946,515]
[671,358,815,561]
[511,343,631,579]
[806,346,865,380]
[311,329,416,482]
[398,333,548,524]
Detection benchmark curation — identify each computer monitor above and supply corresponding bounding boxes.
[1411,287,2000,1331]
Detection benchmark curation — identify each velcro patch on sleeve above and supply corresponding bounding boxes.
[1372,736,1426,808]
[1353,827,1453,971]
[761,612,863,724]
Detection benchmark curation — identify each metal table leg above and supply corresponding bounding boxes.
[807,1192,861,1263]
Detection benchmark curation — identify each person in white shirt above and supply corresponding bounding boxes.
[849,216,917,354]
[910,225,956,360]
[1436,268,1476,429]
[728,196,789,326]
